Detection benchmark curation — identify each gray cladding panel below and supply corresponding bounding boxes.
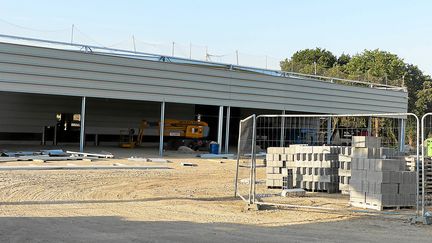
[0,42,408,114]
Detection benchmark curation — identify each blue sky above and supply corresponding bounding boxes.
[0,0,431,74]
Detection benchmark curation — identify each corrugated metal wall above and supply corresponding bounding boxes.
[0,42,408,114]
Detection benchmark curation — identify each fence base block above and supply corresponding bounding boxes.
[243,203,261,211]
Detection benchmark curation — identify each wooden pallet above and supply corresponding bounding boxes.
[350,201,414,211]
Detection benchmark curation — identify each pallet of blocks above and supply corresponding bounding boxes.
[349,136,416,210]
[287,145,340,193]
[339,146,403,195]
[338,147,352,194]
[266,145,339,193]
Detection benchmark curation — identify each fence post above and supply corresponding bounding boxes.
[399,118,406,152]
[248,115,256,204]
[234,118,243,197]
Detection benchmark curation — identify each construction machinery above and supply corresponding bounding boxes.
[120,118,210,150]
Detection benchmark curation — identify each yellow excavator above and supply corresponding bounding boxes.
[120,118,210,150]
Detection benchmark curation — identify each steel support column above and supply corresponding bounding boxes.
[217,106,224,154]
[280,110,286,147]
[224,106,231,154]
[326,117,332,145]
[159,101,165,157]
[79,96,86,152]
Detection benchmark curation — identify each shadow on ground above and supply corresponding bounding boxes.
[0,215,430,243]
[0,196,237,206]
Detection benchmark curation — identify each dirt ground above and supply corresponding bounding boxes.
[0,146,431,242]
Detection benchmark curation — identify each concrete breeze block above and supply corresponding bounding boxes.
[267,160,285,167]
[267,147,285,154]
[267,173,284,180]
[266,167,281,174]
[374,159,404,171]
[352,136,381,148]
[266,153,274,161]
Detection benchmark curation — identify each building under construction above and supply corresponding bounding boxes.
[0,35,408,155]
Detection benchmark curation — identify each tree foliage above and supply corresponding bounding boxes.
[345,49,405,85]
[280,48,337,75]
[280,48,429,115]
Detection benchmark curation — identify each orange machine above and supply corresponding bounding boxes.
[130,119,210,150]
[161,119,209,139]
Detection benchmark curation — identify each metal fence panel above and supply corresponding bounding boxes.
[234,115,256,204]
[421,113,432,217]
[236,113,420,216]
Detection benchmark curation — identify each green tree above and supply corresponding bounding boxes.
[345,49,406,84]
[280,48,427,114]
[337,53,351,66]
[405,64,428,113]
[280,48,337,75]
[415,81,432,115]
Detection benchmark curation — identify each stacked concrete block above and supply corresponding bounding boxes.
[289,145,339,193]
[265,147,287,188]
[338,145,404,195]
[266,145,340,193]
[405,156,416,172]
[338,146,352,194]
[349,136,416,210]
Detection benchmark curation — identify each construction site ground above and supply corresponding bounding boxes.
[0,145,431,242]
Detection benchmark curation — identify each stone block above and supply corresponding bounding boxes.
[402,171,416,184]
[352,136,381,148]
[351,170,367,181]
[267,147,285,154]
[349,182,363,192]
[399,183,416,194]
[368,193,398,205]
[338,169,351,177]
[374,159,403,172]
[281,168,292,176]
[267,160,285,167]
[367,171,391,183]
[350,190,366,200]
[352,148,375,159]
[373,183,398,194]
[266,179,283,187]
[266,167,281,174]
[339,154,351,162]
[390,171,403,184]
[266,153,274,162]
[267,173,284,180]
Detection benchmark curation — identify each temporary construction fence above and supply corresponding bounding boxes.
[421,113,432,217]
[234,113,423,217]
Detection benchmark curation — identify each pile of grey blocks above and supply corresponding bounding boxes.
[266,145,340,193]
[266,147,292,188]
[338,147,352,194]
[349,136,416,210]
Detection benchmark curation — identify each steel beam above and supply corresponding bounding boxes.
[159,101,165,157]
[280,110,286,146]
[217,106,224,154]
[224,106,231,154]
[79,96,86,152]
